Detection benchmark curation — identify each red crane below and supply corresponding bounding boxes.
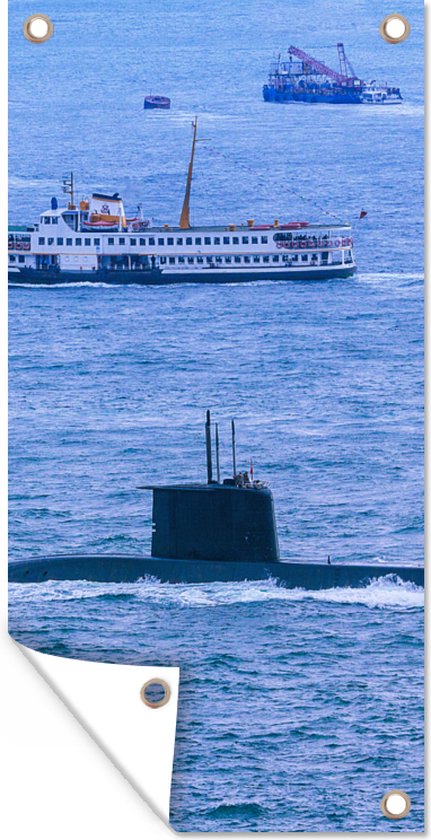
[287,44,360,86]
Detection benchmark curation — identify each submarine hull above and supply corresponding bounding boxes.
[8,555,424,589]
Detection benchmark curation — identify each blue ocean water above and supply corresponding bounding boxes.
[9,0,423,832]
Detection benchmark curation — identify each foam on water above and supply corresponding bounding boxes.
[8,574,424,611]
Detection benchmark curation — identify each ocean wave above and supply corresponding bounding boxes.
[8,574,424,611]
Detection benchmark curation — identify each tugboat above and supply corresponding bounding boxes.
[8,120,356,286]
[360,82,403,104]
[9,412,424,589]
[263,44,402,105]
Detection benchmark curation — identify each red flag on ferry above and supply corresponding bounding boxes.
[250,459,254,480]
[359,209,368,219]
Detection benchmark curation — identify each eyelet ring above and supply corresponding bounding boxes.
[381,790,411,820]
[380,14,411,44]
[23,14,54,44]
[140,679,171,709]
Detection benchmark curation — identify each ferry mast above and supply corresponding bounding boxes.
[179,117,198,229]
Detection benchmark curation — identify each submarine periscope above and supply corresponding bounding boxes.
[9,411,424,589]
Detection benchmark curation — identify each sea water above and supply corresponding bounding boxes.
[9,0,423,831]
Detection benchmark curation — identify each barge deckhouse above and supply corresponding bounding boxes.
[9,121,356,286]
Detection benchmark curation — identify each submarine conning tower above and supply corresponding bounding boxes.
[139,411,280,564]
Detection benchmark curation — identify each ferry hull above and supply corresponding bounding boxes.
[8,554,424,589]
[9,265,356,286]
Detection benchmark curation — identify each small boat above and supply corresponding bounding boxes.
[144,95,171,110]
[360,82,402,104]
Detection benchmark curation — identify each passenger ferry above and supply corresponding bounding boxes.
[9,121,356,286]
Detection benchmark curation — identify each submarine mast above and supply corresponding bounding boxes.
[231,419,237,478]
[205,409,213,483]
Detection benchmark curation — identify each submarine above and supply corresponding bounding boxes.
[9,412,424,589]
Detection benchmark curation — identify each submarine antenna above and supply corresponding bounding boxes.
[231,419,237,478]
[205,410,213,484]
[215,422,221,483]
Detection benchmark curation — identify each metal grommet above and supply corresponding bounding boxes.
[140,679,171,709]
[23,14,54,44]
[380,14,411,44]
[381,790,411,820]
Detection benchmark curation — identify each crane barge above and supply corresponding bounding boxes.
[263,43,402,105]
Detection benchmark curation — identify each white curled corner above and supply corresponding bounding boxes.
[17,643,180,825]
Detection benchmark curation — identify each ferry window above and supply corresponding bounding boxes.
[225,256,232,263]
[18,255,25,262]
[158,238,164,246]
[94,238,100,245]
[167,237,173,246]
[160,257,166,264]
[223,237,230,244]
[263,256,270,263]
[188,257,194,264]
[169,257,175,264]
[38,237,45,245]
[345,250,352,263]
[233,237,239,244]
[204,237,211,245]
[301,254,308,262]
[292,255,299,262]
[57,237,64,245]
[176,238,183,246]
[48,238,54,245]
[52,217,58,225]
[252,236,258,244]
[272,255,279,263]
[206,256,213,263]
[44,216,51,224]
[261,236,268,244]
[282,255,290,262]
[274,232,292,242]
[66,238,72,246]
[197,256,204,263]
[216,256,222,263]
[242,236,249,244]
[9,255,16,262]
[130,238,137,246]
[85,238,91,246]
[140,238,146,246]
[186,237,192,245]
[234,256,241,263]
[195,237,202,245]
[178,256,185,264]
[253,256,260,263]
[119,237,126,245]
[244,256,251,263]
[108,237,114,245]
[75,238,82,245]
[332,250,342,264]
[214,237,220,245]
